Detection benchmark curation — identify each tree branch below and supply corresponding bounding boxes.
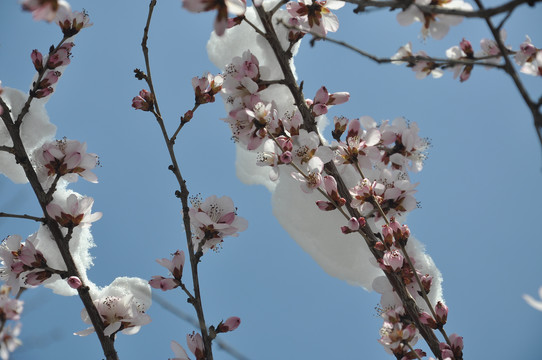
[0,212,46,223]
[140,1,214,358]
[345,0,541,18]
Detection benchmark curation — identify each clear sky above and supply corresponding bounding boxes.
[1,0,542,359]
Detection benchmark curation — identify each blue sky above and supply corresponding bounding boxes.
[1,0,542,359]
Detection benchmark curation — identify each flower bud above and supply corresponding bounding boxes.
[68,276,82,289]
[435,301,448,326]
[216,316,241,333]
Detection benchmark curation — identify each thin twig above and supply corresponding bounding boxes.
[345,0,541,18]
[0,212,45,223]
[141,1,214,358]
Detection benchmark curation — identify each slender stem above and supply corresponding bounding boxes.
[344,0,540,18]
[171,104,200,144]
[0,212,45,223]
[141,1,214,358]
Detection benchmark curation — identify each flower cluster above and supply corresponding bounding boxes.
[193,73,223,105]
[34,138,99,185]
[0,235,57,293]
[76,295,151,337]
[30,42,74,99]
[149,250,185,291]
[378,306,424,359]
[514,36,542,76]
[189,195,248,253]
[46,194,102,229]
[286,0,344,37]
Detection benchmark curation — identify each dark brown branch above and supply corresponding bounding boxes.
[141,1,214,358]
[255,6,443,359]
[345,0,541,18]
[1,77,119,360]
[308,33,506,69]
[0,212,45,223]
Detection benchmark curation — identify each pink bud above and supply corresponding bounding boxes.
[33,87,54,98]
[419,311,437,329]
[38,71,61,88]
[187,332,205,359]
[382,250,404,272]
[421,274,433,294]
[460,38,473,56]
[276,136,292,152]
[381,224,394,247]
[183,110,194,122]
[520,42,537,56]
[327,92,350,105]
[280,151,292,164]
[217,316,241,333]
[31,49,44,72]
[347,217,359,231]
[68,276,82,289]
[316,200,336,211]
[435,301,448,326]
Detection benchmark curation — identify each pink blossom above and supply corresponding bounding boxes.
[132,89,154,111]
[306,86,349,116]
[316,200,335,211]
[286,0,344,37]
[170,340,191,360]
[36,138,99,183]
[0,322,22,359]
[33,86,54,98]
[37,70,61,89]
[46,42,73,69]
[411,51,443,79]
[216,316,241,333]
[446,42,473,82]
[21,0,71,22]
[0,287,24,321]
[24,270,52,286]
[46,194,102,228]
[291,156,324,193]
[149,276,179,291]
[382,250,404,272]
[189,195,248,252]
[419,312,437,329]
[187,332,205,360]
[391,42,413,65]
[396,0,472,40]
[192,73,223,104]
[76,295,151,337]
[323,175,345,206]
[182,0,246,36]
[57,9,93,37]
